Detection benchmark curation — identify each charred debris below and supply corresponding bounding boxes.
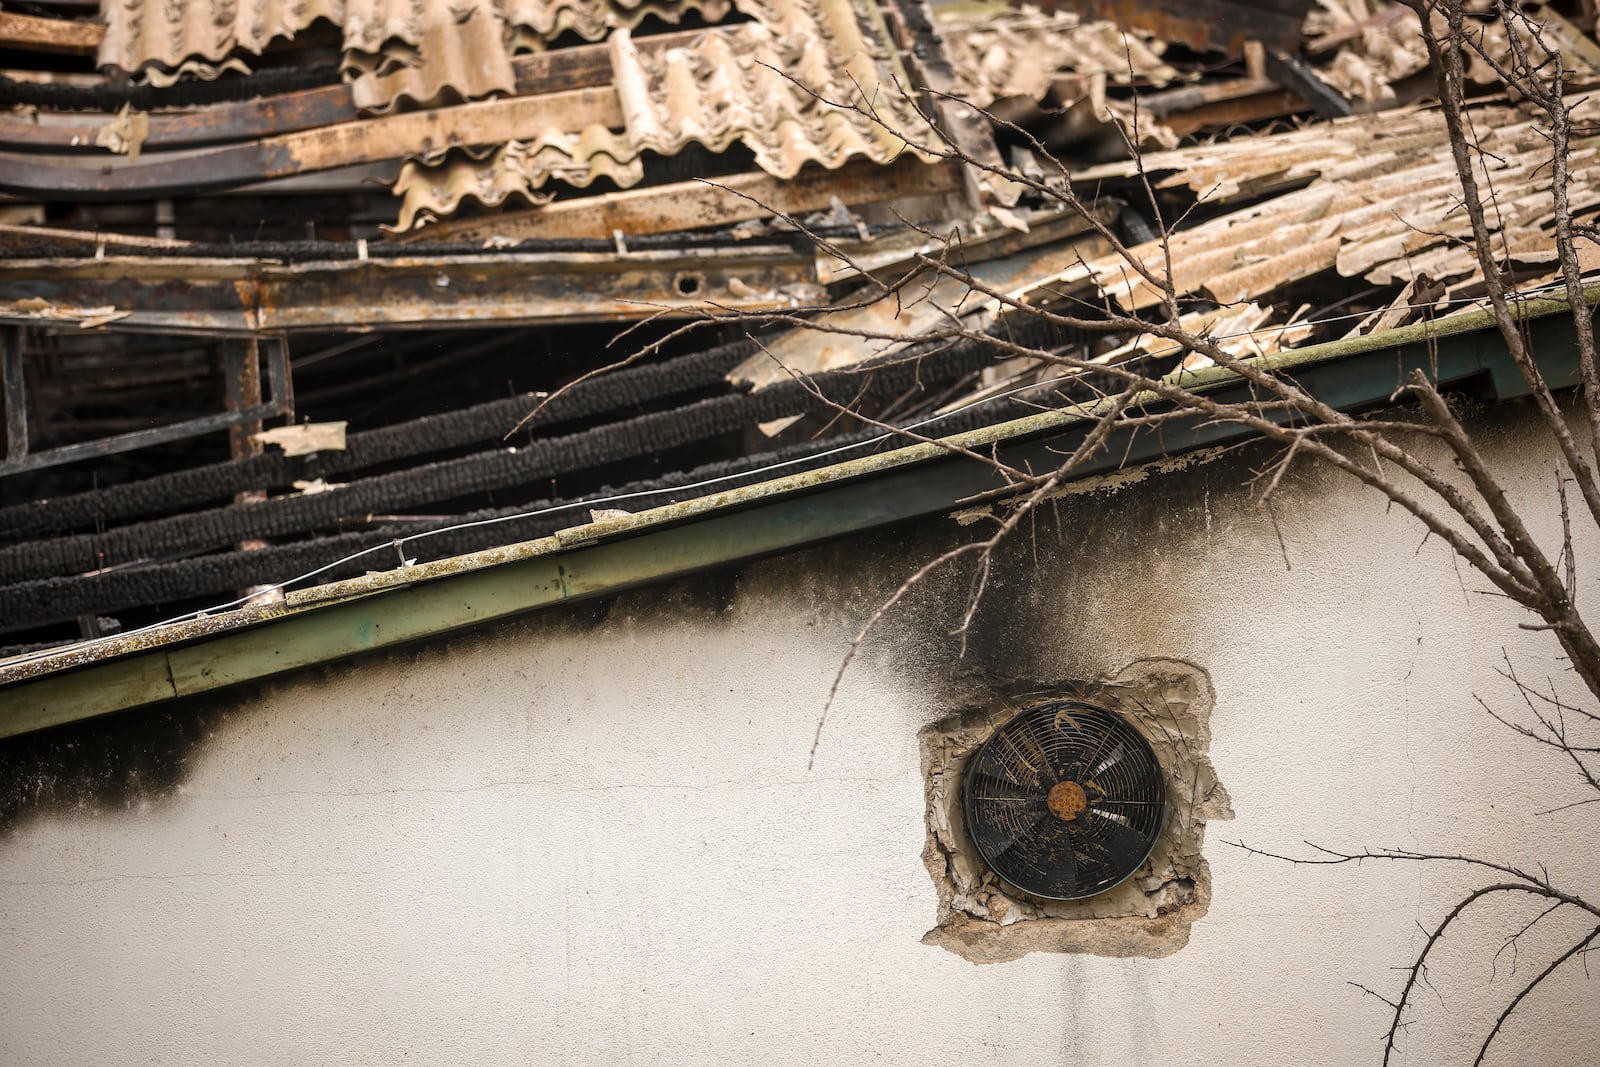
[0,0,1597,653]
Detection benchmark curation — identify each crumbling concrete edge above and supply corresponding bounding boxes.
[919,657,1234,964]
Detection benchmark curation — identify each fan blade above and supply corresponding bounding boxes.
[968,771,1037,800]
[984,809,1052,860]
[1082,808,1154,871]
[1022,816,1080,892]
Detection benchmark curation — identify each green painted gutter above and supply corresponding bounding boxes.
[0,295,1587,739]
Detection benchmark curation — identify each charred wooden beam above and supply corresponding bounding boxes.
[1264,49,1353,119]
[2,327,26,464]
[881,0,1007,210]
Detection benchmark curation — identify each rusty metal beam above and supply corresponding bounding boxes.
[0,11,102,54]
[0,337,293,477]
[2,326,26,464]
[0,87,623,200]
[0,246,821,333]
[411,158,964,244]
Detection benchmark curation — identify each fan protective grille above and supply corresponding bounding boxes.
[963,701,1166,900]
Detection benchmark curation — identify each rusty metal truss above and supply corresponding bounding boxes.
[1,328,293,476]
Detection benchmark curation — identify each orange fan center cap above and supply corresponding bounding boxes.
[1047,780,1088,822]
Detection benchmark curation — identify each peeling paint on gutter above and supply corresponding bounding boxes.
[0,294,1586,738]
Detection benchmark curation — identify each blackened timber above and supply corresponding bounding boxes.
[2,328,25,463]
[1263,49,1353,119]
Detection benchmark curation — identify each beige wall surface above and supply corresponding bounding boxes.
[3,402,1598,1065]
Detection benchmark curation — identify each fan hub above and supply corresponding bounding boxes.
[1047,780,1088,822]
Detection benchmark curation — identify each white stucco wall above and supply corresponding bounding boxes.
[3,401,1597,1065]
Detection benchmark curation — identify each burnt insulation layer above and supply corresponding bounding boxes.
[0,397,1031,626]
[0,336,764,539]
[2,314,1073,541]
[3,313,1088,588]
[0,316,1081,583]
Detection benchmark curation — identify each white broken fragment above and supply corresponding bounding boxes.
[94,103,150,163]
[988,205,1031,234]
[5,297,129,328]
[588,508,632,522]
[252,421,348,457]
[290,478,347,495]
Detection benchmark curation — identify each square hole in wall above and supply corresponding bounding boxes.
[920,658,1233,963]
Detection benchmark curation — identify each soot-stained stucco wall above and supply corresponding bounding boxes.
[2,402,1598,1065]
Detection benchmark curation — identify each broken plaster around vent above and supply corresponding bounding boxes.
[919,658,1233,964]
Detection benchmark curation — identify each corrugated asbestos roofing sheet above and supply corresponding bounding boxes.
[102,0,738,109]
[390,3,942,230]
[938,10,1181,108]
[1053,95,1600,331]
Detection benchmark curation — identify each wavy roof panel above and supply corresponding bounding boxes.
[393,4,945,232]
[1044,97,1600,319]
[99,0,345,74]
[940,10,1180,109]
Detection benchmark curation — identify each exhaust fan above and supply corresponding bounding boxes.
[963,700,1167,900]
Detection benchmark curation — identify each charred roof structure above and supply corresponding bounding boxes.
[3,0,1600,671]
